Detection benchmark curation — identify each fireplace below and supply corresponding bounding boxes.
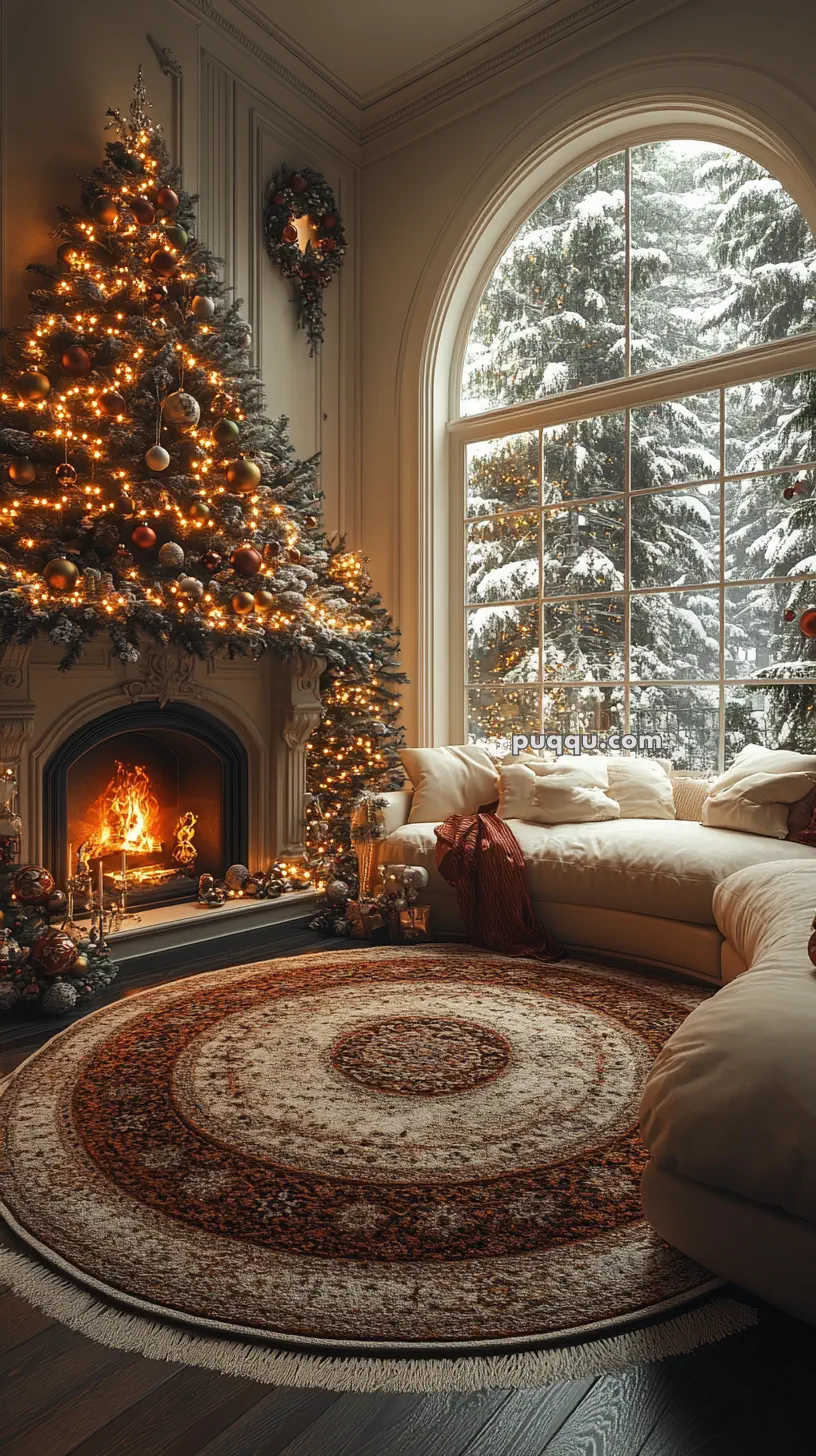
[43,704,248,907]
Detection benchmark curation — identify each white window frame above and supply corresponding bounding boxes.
[449,330,816,769]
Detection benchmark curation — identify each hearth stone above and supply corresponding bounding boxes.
[0,640,323,888]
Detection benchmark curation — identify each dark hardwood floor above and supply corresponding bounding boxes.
[3,925,816,1456]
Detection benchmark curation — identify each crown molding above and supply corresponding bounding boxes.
[180,0,692,162]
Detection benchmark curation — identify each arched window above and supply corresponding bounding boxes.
[456,140,816,769]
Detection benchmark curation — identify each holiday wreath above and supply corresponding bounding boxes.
[263,165,347,354]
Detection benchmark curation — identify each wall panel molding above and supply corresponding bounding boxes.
[200,54,236,286]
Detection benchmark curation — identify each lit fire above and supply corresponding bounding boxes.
[86,761,163,857]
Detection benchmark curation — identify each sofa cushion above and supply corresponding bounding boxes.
[702,769,816,839]
[713,861,816,970]
[606,757,675,819]
[498,757,619,824]
[378,817,816,925]
[400,745,498,825]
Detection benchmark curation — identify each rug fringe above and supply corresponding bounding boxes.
[0,1245,757,1393]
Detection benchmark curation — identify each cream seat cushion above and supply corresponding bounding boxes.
[713,861,816,970]
[400,745,498,825]
[377,817,816,925]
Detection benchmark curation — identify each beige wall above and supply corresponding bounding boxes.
[358,0,816,744]
[0,0,360,539]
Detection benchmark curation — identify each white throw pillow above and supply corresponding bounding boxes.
[702,770,816,839]
[605,757,676,820]
[714,743,816,793]
[499,756,619,825]
[400,745,499,825]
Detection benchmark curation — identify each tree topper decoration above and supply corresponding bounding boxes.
[263,165,346,355]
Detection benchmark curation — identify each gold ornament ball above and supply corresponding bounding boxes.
[179,575,204,601]
[115,494,134,516]
[8,458,36,484]
[191,294,215,320]
[231,590,255,615]
[91,194,118,226]
[162,390,201,431]
[254,589,275,609]
[149,248,177,278]
[212,417,240,447]
[55,462,78,486]
[73,955,90,973]
[225,458,261,494]
[17,371,51,403]
[43,557,79,592]
[145,445,171,472]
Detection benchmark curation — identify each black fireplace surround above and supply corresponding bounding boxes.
[43,702,249,900]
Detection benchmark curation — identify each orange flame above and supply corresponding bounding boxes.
[86,761,162,857]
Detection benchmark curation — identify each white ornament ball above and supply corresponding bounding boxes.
[41,981,79,1015]
[145,445,171,471]
[158,541,185,568]
[327,879,350,905]
[178,575,204,601]
[162,390,201,431]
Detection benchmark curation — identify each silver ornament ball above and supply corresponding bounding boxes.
[158,541,185,568]
[162,390,201,431]
[145,444,171,472]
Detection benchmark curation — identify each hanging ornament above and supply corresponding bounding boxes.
[12,863,56,904]
[282,223,298,244]
[784,609,797,622]
[145,444,171,471]
[42,557,79,592]
[225,458,261,494]
[149,248,177,277]
[179,575,204,601]
[17,371,51,403]
[212,417,239,446]
[31,929,78,977]
[783,486,797,501]
[289,173,307,194]
[158,541,185,568]
[799,608,816,639]
[188,498,209,520]
[99,389,126,417]
[8,458,36,484]
[61,346,92,376]
[131,523,157,549]
[55,462,77,486]
[191,294,215,320]
[148,282,168,306]
[163,224,189,249]
[231,590,255,615]
[56,241,78,266]
[156,186,179,214]
[231,544,262,576]
[202,550,222,571]
[211,391,233,415]
[130,196,155,225]
[163,390,201,431]
[262,540,282,561]
[254,589,275,609]
[91,194,118,226]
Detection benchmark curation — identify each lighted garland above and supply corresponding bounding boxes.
[263,165,346,355]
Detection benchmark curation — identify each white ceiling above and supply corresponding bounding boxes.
[241,0,562,103]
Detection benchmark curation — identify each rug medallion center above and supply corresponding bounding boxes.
[329,1016,512,1096]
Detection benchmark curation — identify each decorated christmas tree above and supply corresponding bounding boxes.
[306,545,407,932]
[0,72,369,676]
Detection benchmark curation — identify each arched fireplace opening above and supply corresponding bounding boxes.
[43,703,248,908]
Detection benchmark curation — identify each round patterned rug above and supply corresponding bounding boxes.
[0,946,755,1391]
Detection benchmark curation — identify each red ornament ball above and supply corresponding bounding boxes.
[61,346,92,376]
[99,389,126,417]
[32,929,78,977]
[13,864,56,905]
[149,249,177,278]
[131,523,157,550]
[131,196,155,225]
[783,486,797,501]
[8,457,36,484]
[282,224,298,244]
[784,609,796,621]
[800,608,816,639]
[272,191,286,206]
[114,546,133,569]
[231,544,262,576]
[91,194,118,226]
[287,546,302,564]
[289,173,307,193]
[323,212,337,229]
[809,927,816,968]
[17,371,51,403]
[322,238,337,252]
[156,186,179,213]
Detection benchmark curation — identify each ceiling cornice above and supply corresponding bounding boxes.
[185,0,692,159]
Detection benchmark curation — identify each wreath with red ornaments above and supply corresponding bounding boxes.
[263,164,347,355]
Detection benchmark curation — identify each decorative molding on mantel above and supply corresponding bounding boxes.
[178,0,690,160]
[121,647,203,709]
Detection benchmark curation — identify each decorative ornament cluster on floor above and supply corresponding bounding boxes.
[0,945,756,1389]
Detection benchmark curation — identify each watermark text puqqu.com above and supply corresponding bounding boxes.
[509,732,664,756]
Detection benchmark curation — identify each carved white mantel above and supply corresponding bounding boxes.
[0,640,323,875]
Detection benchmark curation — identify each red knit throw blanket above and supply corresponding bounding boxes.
[434,811,559,960]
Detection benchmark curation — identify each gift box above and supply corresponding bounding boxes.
[398,905,431,943]
[347,899,389,942]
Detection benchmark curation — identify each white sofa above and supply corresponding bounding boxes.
[640,862,816,1324]
[366,785,815,983]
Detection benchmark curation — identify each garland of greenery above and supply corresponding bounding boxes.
[263,165,347,354]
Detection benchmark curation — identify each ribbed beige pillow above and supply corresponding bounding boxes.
[702,770,816,838]
[499,756,619,825]
[400,745,499,825]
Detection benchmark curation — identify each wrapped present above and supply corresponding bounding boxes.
[347,899,389,942]
[399,905,431,943]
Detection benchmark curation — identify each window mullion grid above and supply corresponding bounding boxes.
[538,428,544,734]
[718,386,727,772]
[624,149,632,739]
